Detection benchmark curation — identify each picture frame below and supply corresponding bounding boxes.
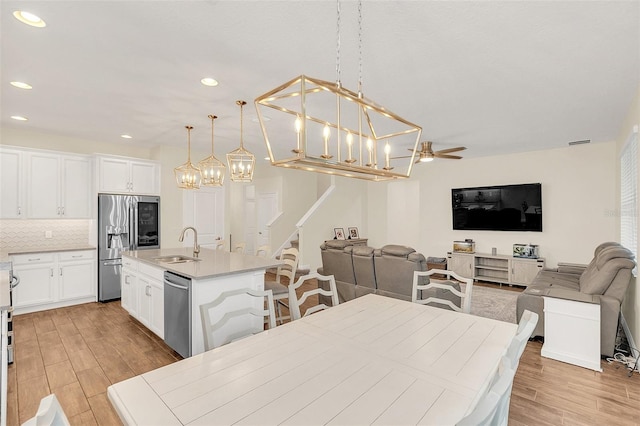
[348,227,359,239]
[334,227,346,240]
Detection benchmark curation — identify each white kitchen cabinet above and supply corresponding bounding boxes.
[137,275,152,328]
[12,255,56,308]
[149,279,164,338]
[12,250,96,314]
[121,256,138,316]
[58,250,95,300]
[60,156,92,218]
[1,147,92,219]
[27,152,92,218]
[122,257,164,338]
[0,148,25,219]
[98,155,160,195]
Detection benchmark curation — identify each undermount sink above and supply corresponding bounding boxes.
[154,255,201,264]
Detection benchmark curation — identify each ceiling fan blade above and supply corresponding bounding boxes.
[435,146,467,155]
[434,154,463,159]
[391,155,414,160]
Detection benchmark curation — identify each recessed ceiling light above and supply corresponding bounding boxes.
[121,134,133,139]
[13,11,46,28]
[11,116,28,121]
[10,81,32,90]
[201,77,219,87]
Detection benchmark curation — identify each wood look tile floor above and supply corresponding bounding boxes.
[8,280,640,425]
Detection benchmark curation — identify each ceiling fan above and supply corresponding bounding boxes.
[394,141,466,163]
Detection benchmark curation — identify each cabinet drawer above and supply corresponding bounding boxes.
[12,253,55,265]
[139,262,164,281]
[59,250,95,261]
[122,256,138,270]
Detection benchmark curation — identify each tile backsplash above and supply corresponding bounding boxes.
[0,219,91,253]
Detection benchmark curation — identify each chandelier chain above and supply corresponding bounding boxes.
[358,0,363,93]
[336,0,341,85]
[239,101,244,148]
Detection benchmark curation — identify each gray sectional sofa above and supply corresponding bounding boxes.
[516,242,635,357]
[317,240,427,303]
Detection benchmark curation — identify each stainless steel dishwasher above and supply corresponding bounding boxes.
[163,271,192,358]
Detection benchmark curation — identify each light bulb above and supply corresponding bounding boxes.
[295,116,302,133]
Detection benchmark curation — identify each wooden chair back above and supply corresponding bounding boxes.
[412,269,473,313]
[288,272,339,321]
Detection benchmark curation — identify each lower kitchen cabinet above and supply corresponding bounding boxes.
[12,250,96,314]
[122,258,164,339]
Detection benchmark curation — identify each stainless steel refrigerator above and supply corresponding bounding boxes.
[98,194,160,301]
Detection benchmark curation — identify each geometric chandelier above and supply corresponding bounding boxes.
[198,114,226,187]
[226,100,255,182]
[174,125,202,189]
[255,75,422,181]
[254,1,421,182]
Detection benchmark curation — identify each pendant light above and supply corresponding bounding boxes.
[226,100,255,182]
[174,125,202,189]
[255,0,421,181]
[198,115,226,187]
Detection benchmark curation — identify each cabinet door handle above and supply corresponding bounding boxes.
[61,206,65,216]
[28,258,40,262]
[71,255,82,258]
[17,206,21,216]
[125,276,130,284]
[50,268,53,277]
[60,268,63,276]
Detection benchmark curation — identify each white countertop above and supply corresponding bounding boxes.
[5,246,96,256]
[0,272,10,311]
[123,247,282,280]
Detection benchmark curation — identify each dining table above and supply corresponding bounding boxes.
[107,293,517,425]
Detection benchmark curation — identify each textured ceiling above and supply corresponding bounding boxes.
[2,1,639,160]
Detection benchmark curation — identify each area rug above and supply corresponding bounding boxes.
[464,284,520,323]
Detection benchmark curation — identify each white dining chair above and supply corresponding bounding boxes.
[412,269,473,313]
[456,356,516,426]
[506,309,539,369]
[21,394,70,426]
[256,245,271,258]
[288,272,339,321]
[233,242,246,253]
[265,247,299,324]
[199,288,276,350]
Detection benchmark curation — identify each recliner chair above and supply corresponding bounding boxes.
[374,245,427,301]
[516,242,635,357]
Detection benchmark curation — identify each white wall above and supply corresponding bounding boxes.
[368,142,618,268]
[302,176,368,270]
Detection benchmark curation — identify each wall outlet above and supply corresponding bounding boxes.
[45,230,53,239]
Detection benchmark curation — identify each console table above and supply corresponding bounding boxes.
[447,251,544,287]
[325,238,368,246]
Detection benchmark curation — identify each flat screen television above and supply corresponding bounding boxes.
[452,183,542,232]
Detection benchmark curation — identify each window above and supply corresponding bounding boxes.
[620,127,638,269]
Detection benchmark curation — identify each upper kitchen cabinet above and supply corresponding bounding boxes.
[0,146,92,219]
[0,147,25,218]
[27,151,92,219]
[97,155,160,195]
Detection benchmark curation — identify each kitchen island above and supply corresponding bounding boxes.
[121,247,282,357]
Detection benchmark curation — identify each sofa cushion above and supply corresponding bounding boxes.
[580,247,635,295]
[380,244,416,257]
[352,246,376,289]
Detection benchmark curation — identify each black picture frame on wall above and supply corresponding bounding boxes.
[334,228,345,240]
[348,227,359,239]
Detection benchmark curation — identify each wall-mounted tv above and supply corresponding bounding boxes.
[452,183,542,232]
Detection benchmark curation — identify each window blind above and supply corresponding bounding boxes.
[620,130,638,267]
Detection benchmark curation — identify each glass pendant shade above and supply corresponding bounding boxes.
[174,125,202,189]
[227,100,255,182]
[198,115,226,187]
